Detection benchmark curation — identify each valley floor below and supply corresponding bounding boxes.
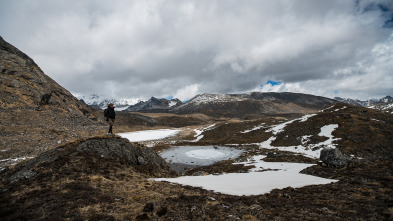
[1,104,393,220]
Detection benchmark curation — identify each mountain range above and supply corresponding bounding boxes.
[334,96,393,107]
[81,93,393,117]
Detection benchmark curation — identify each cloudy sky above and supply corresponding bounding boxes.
[1,0,392,101]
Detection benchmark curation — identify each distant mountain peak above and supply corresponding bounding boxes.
[334,96,393,107]
[125,97,183,112]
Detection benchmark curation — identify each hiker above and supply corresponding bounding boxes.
[105,103,116,135]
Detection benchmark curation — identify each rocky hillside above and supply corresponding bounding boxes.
[0,37,93,113]
[0,36,106,168]
[172,92,337,118]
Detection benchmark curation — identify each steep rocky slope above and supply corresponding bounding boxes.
[0,36,92,113]
[0,36,105,168]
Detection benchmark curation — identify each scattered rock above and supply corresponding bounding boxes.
[9,169,36,183]
[207,196,216,201]
[222,204,230,209]
[136,213,149,220]
[320,148,350,168]
[192,171,209,176]
[242,214,259,221]
[143,202,154,212]
[156,207,168,217]
[228,214,240,220]
[267,152,283,158]
[137,156,146,165]
[250,204,262,210]
[39,92,53,105]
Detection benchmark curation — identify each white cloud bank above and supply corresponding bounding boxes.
[1,0,392,100]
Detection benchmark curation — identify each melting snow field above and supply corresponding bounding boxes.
[119,115,340,196]
[154,155,337,196]
[118,129,180,142]
[153,114,341,196]
[261,114,340,159]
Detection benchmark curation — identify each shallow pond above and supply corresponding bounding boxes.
[159,146,244,174]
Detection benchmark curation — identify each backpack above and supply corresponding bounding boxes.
[104,108,108,118]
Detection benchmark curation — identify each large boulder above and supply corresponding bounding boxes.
[1,136,173,184]
[320,148,350,168]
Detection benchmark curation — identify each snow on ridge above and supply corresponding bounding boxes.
[76,94,141,109]
[241,123,266,133]
[169,101,177,107]
[179,93,246,108]
[333,106,347,112]
[192,124,216,142]
[0,156,34,163]
[266,114,317,135]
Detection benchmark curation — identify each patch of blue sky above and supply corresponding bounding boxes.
[259,80,282,89]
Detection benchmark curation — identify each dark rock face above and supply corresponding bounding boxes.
[320,148,350,168]
[39,92,53,105]
[75,138,168,168]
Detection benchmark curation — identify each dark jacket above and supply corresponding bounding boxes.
[106,107,116,119]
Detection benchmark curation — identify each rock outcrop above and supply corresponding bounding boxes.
[1,136,174,184]
[320,148,350,168]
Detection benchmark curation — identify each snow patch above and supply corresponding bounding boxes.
[0,156,34,163]
[191,124,216,142]
[266,114,316,135]
[241,123,266,133]
[119,129,180,142]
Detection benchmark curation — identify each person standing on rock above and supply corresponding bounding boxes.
[105,103,116,135]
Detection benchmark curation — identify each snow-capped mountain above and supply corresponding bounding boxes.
[334,96,393,107]
[76,94,141,110]
[172,92,337,117]
[125,97,183,112]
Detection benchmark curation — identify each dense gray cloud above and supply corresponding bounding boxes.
[1,0,392,101]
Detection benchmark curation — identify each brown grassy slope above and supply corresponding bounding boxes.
[0,37,107,167]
